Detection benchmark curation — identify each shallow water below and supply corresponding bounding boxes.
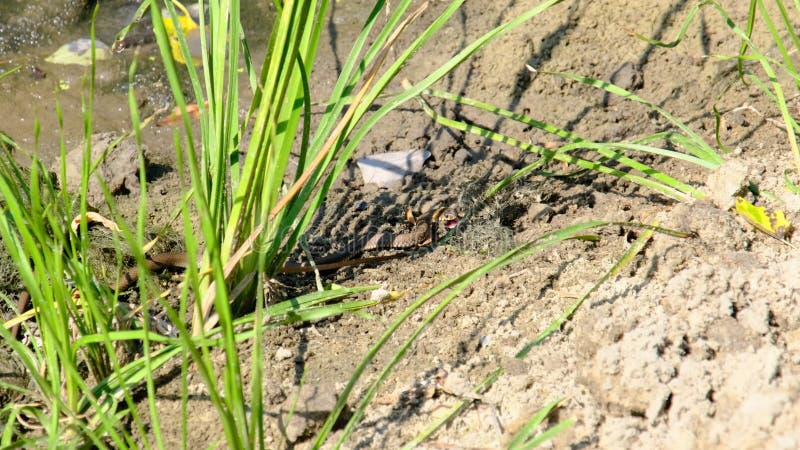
[0,0,273,162]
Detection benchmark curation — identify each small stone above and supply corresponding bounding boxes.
[438,366,478,399]
[265,383,286,405]
[459,315,478,328]
[370,288,391,302]
[739,301,770,336]
[646,384,671,423]
[528,202,554,221]
[58,132,148,208]
[453,148,471,165]
[785,329,800,364]
[282,383,350,443]
[705,159,748,210]
[610,61,643,91]
[274,347,293,361]
[606,62,643,106]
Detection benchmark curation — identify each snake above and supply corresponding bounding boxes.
[10,206,460,339]
[119,205,461,283]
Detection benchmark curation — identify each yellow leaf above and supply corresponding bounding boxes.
[70,212,120,234]
[157,102,203,127]
[163,1,201,66]
[45,38,109,66]
[735,197,793,241]
[386,290,405,301]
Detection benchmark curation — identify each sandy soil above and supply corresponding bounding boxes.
[3,0,800,449]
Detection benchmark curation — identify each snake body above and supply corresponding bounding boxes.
[120,206,460,285]
[301,206,459,267]
[11,206,460,338]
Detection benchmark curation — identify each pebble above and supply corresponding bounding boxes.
[705,158,748,210]
[274,347,293,361]
[610,61,643,91]
[453,148,471,165]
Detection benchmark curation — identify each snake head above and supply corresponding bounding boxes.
[436,207,462,230]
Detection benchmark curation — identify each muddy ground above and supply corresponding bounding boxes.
[2,0,800,448]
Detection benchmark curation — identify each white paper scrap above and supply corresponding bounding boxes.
[356,149,431,187]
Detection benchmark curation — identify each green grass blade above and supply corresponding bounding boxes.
[630,0,712,48]
[127,50,162,450]
[416,99,699,201]
[0,65,21,80]
[507,398,565,449]
[543,71,722,165]
[518,419,575,449]
[516,221,664,359]
[281,0,564,270]
[401,368,503,449]
[315,220,608,448]
[752,0,800,172]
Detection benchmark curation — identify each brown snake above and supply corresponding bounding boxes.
[10,206,460,338]
[118,205,460,284]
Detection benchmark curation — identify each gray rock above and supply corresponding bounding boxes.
[59,132,147,208]
[281,383,351,443]
[0,0,89,55]
[610,61,643,91]
[453,148,471,165]
[706,158,748,210]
